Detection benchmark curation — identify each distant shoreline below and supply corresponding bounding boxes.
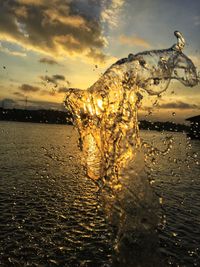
[0,107,72,125]
[0,107,189,133]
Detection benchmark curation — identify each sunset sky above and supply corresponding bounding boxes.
[0,0,199,122]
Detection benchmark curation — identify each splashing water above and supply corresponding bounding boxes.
[64,31,198,266]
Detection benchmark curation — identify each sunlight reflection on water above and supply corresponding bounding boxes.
[0,122,199,266]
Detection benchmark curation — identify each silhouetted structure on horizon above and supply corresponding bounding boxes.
[0,107,191,133]
[186,115,200,139]
[0,108,72,125]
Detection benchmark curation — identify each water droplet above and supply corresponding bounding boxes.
[193,152,198,158]
[172,232,177,237]
[149,179,155,185]
[153,100,158,106]
[171,170,175,176]
[48,259,59,265]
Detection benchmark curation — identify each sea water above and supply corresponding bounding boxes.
[0,122,199,266]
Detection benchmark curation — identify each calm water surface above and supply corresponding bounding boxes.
[0,121,199,267]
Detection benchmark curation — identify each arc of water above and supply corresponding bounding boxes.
[172,31,185,52]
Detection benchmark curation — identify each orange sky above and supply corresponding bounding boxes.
[0,0,199,123]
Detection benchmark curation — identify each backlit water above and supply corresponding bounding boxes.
[0,121,199,266]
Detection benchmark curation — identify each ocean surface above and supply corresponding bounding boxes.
[0,121,199,267]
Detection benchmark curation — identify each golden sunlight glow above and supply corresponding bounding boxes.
[97,99,104,110]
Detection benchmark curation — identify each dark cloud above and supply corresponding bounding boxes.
[40,74,65,85]
[19,84,40,92]
[40,75,56,84]
[87,48,107,63]
[158,101,199,110]
[39,57,59,65]
[58,87,71,94]
[53,74,65,81]
[0,0,109,62]
[13,91,25,98]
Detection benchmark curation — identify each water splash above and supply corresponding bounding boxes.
[64,31,198,266]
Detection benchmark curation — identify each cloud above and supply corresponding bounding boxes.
[58,87,71,94]
[158,101,199,110]
[39,57,59,65]
[40,75,56,84]
[101,0,125,27]
[87,48,107,63]
[40,74,65,85]
[0,0,116,62]
[19,84,41,93]
[119,35,151,48]
[0,42,26,57]
[52,74,65,81]
[13,91,25,98]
